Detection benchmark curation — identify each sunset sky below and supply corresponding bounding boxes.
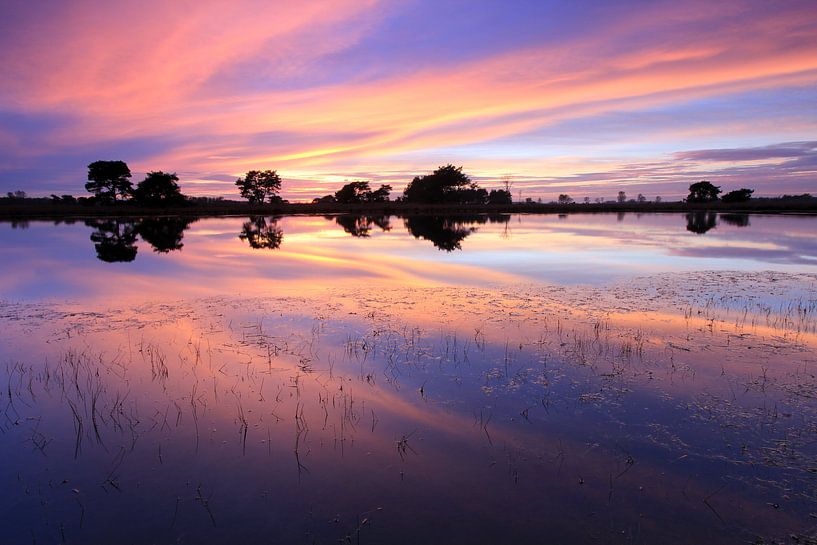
[1,0,816,201]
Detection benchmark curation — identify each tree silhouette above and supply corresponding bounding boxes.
[558,194,573,204]
[687,181,721,203]
[137,217,196,252]
[133,171,185,205]
[403,165,487,204]
[239,216,283,249]
[368,184,392,202]
[335,181,370,204]
[488,189,512,204]
[686,211,717,234]
[235,170,282,204]
[333,181,392,203]
[86,219,138,262]
[86,161,133,202]
[721,188,754,203]
[617,191,627,203]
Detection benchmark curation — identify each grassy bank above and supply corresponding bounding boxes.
[1,198,816,220]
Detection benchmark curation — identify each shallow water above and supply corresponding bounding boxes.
[1,213,816,544]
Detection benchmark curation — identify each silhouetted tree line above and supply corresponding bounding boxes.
[83,161,188,205]
[9,161,811,208]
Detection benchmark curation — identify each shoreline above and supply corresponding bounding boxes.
[1,199,816,220]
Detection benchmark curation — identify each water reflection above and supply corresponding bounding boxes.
[86,219,139,262]
[238,216,283,249]
[138,216,196,253]
[404,214,510,251]
[85,217,196,262]
[719,213,751,227]
[332,214,392,237]
[685,210,717,234]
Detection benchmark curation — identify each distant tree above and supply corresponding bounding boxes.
[557,194,574,204]
[403,165,487,204]
[6,190,27,200]
[637,193,647,203]
[617,191,627,203]
[333,181,392,204]
[239,216,283,249]
[368,184,392,202]
[312,194,336,204]
[687,181,721,203]
[655,196,662,203]
[488,189,512,204]
[584,197,590,204]
[132,171,185,205]
[86,160,133,202]
[721,188,754,203]
[235,170,282,204]
[780,193,814,200]
[334,181,370,204]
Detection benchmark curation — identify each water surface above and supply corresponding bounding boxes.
[1,213,816,544]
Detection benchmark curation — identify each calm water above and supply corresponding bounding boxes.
[1,213,816,544]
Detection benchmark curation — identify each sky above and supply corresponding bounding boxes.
[1,0,816,202]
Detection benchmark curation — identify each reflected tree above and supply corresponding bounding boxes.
[719,213,750,227]
[137,217,196,252]
[86,219,139,262]
[686,211,717,234]
[239,216,283,249]
[334,215,392,237]
[404,214,510,251]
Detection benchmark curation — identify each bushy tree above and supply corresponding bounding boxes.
[133,171,185,205]
[721,188,754,203]
[488,189,512,204]
[617,191,627,203]
[235,170,282,204]
[86,160,132,202]
[558,194,573,204]
[403,165,486,204]
[368,184,392,202]
[687,181,721,203]
[334,181,370,204]
[334,181,392,204]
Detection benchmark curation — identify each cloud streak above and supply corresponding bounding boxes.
[1,0,816,198]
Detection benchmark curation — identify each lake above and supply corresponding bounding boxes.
[1,212,816,544]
